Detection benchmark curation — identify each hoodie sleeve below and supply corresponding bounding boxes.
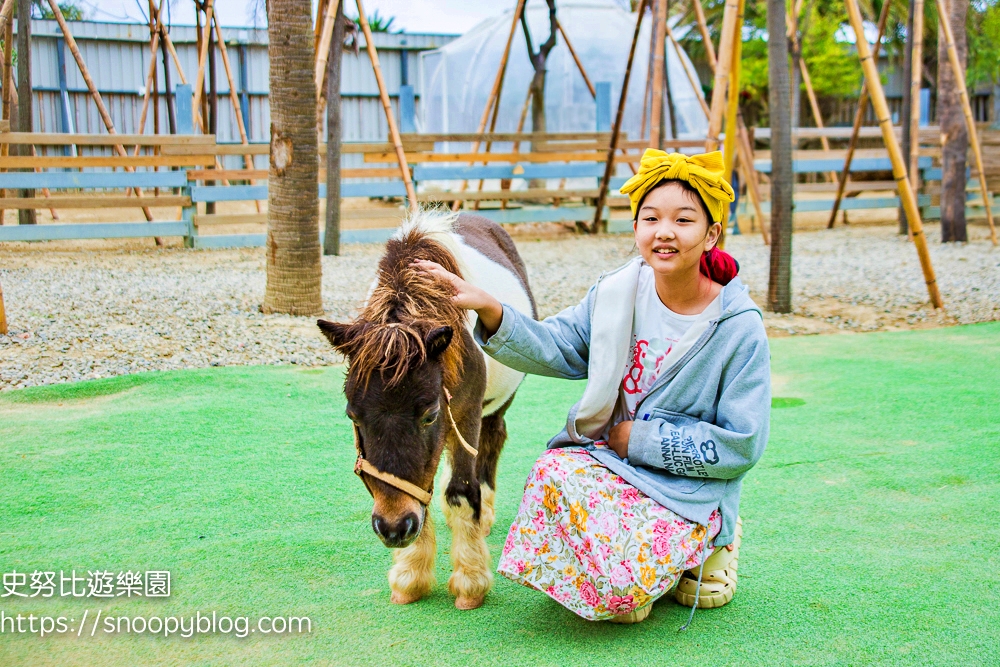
[472,285,594,380]
[626,330,771,480]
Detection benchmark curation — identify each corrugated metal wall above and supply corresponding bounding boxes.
[15,19,456,168]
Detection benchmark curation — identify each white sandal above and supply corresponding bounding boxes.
[674,516,742,609]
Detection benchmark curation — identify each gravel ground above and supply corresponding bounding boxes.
[1,223,997,390]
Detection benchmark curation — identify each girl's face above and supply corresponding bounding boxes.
[633,182,721,278]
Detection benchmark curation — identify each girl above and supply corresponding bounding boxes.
[415,150,770,624]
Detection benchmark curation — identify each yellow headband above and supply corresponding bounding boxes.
[619,149,735,223]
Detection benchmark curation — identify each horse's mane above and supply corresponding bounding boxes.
[346,211,466,391]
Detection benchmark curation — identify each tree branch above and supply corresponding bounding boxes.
[521,10,536,61]
[537,0,558,64]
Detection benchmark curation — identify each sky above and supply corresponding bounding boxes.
[80,0,518,34]
[70,0,869,43]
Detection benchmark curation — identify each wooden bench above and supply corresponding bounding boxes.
[918,166,1000,221]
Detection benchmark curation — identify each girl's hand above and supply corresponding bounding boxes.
[607,420,632,458]
[412,259,504,337]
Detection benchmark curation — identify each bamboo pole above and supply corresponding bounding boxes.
[160,25,188,84]
[844,0,942,308]
[785,8,837,181]
[705,0,740,151]
[591,0,648,233]
[935,0,996,244]
[736,121,768,243]
[827,0,891,228]
[44,0,155,224]
[0,0,11,192]
[691,0,767,217]
[691,0,717,68]
[639,44,653,142]
[135,9,163,155]
[649,0,668,149]
[315,0,340,110]
[0,28,54,222]
[553,18,598,198]
[451,0,526,211]
[474,62,511,210]
[908,0,924,218]
[0,0,13,46]
[470,0,526,152]
[721,0,745,237]
[314,0,330,50]
[498,85,534,210]
[667,25,708,117]
[214,17,262,212]
[192,0,214,133]
[0,16,12,225]
[556,18,595,98]
[669,22,766,242]
[355,0,417,213]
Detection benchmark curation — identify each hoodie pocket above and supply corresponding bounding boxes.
[649,408,700,427]
[669,476,707,495]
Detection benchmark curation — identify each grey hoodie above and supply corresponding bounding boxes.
[476,257,770,547]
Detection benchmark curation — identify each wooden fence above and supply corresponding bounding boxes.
[0,127,996,247]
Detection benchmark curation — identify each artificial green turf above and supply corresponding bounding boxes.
[1,323,998,666]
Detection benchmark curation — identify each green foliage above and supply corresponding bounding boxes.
[968,0,1000,87]
[32,0,88,21]
[350,9,398,33]
[798,7,862,97]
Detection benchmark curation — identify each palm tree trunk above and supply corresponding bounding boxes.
[264,0,323,316]
[767,0,793,313]
[938,0,968,242]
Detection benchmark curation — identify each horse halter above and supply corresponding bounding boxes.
[352,388,478,507]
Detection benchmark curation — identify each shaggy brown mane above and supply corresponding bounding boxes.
[345,227,466,391]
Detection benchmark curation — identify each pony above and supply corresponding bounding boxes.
[318,210,535,610]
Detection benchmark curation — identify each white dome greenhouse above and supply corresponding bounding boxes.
[418,0,708,140]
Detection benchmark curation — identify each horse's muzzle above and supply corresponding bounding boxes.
[372,507,423,548]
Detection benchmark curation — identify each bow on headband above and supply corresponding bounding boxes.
[619,149,735,223]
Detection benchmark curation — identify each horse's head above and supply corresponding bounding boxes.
[319,318,455,548]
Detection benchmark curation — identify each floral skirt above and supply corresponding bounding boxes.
[497,447,721,621]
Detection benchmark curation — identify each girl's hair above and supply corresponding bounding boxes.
[633,178,739,285]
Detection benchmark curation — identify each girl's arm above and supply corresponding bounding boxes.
[620,331,771,480]
[414,259,592,380]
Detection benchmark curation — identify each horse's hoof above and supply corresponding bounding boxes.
[391,590,423,605]
[455,595,484,610]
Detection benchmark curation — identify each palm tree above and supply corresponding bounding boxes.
[263,0,323,315]
[767,0,793,312]
[938,0,969,242]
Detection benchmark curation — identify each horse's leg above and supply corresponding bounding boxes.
[476,395,514,537]
[441,414,492,610]
[387,511,436,604]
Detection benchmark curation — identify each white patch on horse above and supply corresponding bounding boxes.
[388,512,437,605]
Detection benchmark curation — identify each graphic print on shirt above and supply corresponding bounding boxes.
[621,334,677,415]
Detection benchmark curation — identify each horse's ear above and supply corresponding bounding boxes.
[424,326,453,361]
[317,320,355,351]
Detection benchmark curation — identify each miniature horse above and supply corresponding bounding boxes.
[318,211,535,610]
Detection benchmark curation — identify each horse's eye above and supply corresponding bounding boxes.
[346,409,359,423]
[421,411,439,427]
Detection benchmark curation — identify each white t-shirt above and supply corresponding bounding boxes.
[615,265,722,424]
